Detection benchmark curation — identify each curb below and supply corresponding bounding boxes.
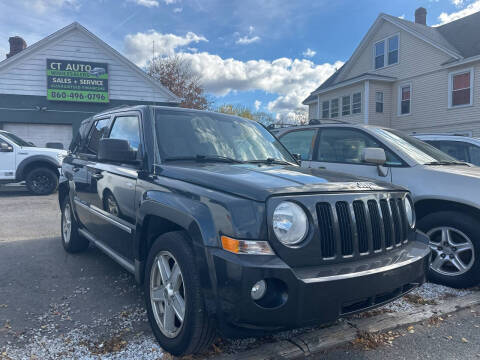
[214,293,480,360]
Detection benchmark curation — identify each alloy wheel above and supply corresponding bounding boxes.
[150,251,186,338]
[427,226,475,276]
[31,174,52,194]
[63,203,72,244]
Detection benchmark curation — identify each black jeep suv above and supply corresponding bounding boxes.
[59,105,430,356]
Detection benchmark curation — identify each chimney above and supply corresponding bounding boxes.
[415,7,427,26]
[6,36,27,58]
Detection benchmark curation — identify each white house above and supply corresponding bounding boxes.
[303,8,480,136]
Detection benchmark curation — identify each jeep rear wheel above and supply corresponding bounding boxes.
[26,167,58,195]
[145,231,216,356]
[61,197,89,253]
[418,211,480,288]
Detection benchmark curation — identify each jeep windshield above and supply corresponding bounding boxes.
[155,109,295,164]
[372,128,465,165]
[0,131,33,147]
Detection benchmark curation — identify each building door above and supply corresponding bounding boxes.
[3,123,72,149]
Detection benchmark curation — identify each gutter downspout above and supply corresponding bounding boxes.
[364,80,369,125]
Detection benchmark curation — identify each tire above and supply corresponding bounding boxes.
[26,167,58,195]
[145,231,216,356]
[418,210,480,288]
[61,196,89,253]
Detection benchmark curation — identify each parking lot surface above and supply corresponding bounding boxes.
[0,187,479,359]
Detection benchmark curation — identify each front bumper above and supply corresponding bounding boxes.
[211,231,430,333]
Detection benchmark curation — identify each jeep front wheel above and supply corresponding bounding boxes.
[26,167,58,195]
[61,196,89,253]
[145,231,216,356]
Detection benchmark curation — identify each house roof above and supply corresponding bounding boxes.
[303,11,480,105]
[0,22,180,103]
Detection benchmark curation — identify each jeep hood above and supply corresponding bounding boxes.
[160,163,404,201]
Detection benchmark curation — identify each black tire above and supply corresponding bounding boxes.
[26,167,58,195]
[61,196,89,253]
[145,231,216,356]
[418,210,480,288]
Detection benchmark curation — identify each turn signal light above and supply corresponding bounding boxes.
[221,236,275,255]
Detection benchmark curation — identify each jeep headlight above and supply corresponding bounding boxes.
[404,195,415,228]
[273,201,308,245]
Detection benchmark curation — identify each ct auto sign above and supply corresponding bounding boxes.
[46,59,109,103]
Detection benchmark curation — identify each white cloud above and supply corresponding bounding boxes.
[248,25,255,34]
[20,0,79,13]
[254,100,261,111]
[398,14,405,19]
[131,0,159,7]
[437,0,480,25]
[164,0,178,4]
[124,30,207,66]
[452,0,464,6]
[173,7,182,12]
[236,35,261,45]
[124,31,342,119]
[302,48,316,58]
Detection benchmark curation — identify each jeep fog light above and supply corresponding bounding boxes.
[251,280,267,300]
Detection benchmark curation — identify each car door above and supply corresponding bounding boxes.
[79,113,142,261]
[308,127,403,182]
[277,129,318,165]
[0,137,15,180]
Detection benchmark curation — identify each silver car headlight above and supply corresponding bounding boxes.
[273,201,308,245]
[404,195,415,228]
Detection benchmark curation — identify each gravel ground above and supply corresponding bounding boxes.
[0,188,478,359]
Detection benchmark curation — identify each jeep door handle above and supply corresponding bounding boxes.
[72,167,81,173]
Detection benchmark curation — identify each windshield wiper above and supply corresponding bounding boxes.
[246,158,295,166]
[424,161,469,166]
[163,155,245,164]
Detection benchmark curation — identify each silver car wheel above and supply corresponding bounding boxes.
[427,226,475,276]
[63,202,72,244]
[150,251,186,338]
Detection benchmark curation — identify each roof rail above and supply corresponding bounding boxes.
[412,132,470,137]
[266,118,350,130]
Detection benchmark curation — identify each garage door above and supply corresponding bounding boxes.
[3,123,73,149]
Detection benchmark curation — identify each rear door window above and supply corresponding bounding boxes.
[86,118,111,154]
[279,129,317,160]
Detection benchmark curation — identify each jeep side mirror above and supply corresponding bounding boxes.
[98,138,137,164]
[0,142,13,152]
[362,147,388,177]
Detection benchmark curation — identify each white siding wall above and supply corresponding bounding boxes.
[339,20,453,82]
[0,29,171,102]
[308,103,317,119]
[317,83,364,124]
[391,61,480,136]
[369,81,392,127]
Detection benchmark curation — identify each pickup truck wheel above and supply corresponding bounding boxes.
[145,231,216,356]
[61,197,89,253]
[26,167,58,195]
[418,211,479,288]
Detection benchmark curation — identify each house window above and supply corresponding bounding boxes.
[331,98,339,118]
[388,36,399,65]
[376,91,384,113]
[449,69,473,107]
[374,41,385,70]
[399,84,411,115]
[322,101,329,118]
[342,95,350,116]
[352,92,362,114]
[374,35,399,70]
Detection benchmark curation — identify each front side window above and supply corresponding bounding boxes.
[316,128,401,165]
[342,96,350,116]
[0,132,31,147]
[374,41,385,70]
[331,98,339,118]
[399,85,411,115]
[352,92,362,114]
[279,130,316,161]
[449,70,472,107]
[86,118,110,154]
[375,91,384,113]
[322,101,329,119]
[468,144,480,166]
[109,116,141,151]
[427,140,468,162]
[155,110,294,163]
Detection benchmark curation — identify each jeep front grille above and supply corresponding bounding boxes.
[316,195,409,260]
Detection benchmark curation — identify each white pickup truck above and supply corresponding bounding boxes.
[0,130,67,195]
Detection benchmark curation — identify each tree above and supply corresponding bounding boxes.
[147,55,210,110]
[214,104,275,126]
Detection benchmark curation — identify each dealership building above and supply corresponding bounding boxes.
[0,22,179,149]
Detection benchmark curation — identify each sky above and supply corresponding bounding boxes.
[0,0,479,120]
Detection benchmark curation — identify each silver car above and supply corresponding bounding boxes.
[273,122,479,288]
